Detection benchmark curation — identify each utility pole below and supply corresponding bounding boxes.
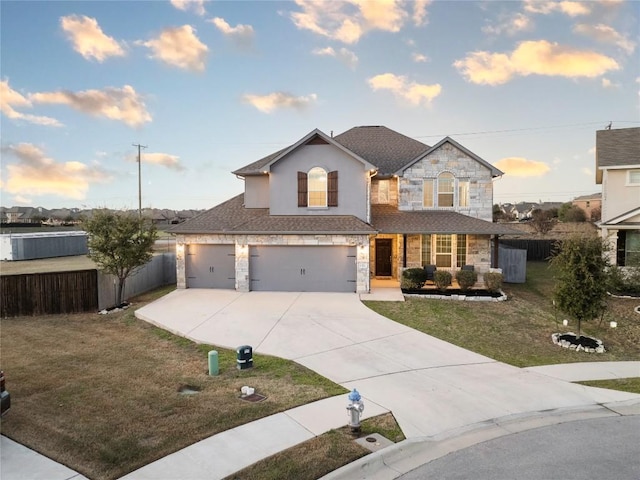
[132,143,147,218]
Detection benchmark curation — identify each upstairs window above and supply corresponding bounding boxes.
[423,179,434,207]
[628,170,640,186]
[438,172,454,207]
[298,168,338,208]
[308,167,327,207]
[377,179,390,204]
[458,180,469,207]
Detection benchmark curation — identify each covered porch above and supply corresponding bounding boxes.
[369,206,520,283]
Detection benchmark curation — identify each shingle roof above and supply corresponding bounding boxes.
[333,126,430,175]
[573,192,601,201]
[232,148,287,176]
[596,127,640,168]
[371,205,520,235]
[169,194,376,234]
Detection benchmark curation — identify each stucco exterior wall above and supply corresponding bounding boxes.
[602,169,640,221]
[175,233,370,293]
[398,142,494,221]
[268,144,369,220]
[244,176,269,208]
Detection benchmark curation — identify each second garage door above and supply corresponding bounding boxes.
[250,245,356,292]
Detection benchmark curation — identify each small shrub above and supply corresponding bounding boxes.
[401,268,428,289]
[484,272,503,293]
[607,265,640,296]
[434,270,452,291]
[455,269,478,291]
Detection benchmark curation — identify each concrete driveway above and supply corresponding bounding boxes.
[136,290,639,439]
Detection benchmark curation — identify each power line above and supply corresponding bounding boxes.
[410,121,640,139]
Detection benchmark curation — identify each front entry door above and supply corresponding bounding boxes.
[375,239,392,276]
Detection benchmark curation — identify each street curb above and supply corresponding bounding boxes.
[319,399,640,480]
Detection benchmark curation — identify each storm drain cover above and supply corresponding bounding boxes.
[240,393,266,403]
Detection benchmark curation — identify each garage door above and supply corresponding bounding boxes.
[250,245,356,292]
[186,244,235,288]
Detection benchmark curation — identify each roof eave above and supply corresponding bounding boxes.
[394,136,504,177]
[263,128,376,172]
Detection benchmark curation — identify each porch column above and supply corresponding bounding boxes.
[492,235,499,268]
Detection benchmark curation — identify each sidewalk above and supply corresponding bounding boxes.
[2,361,638,480]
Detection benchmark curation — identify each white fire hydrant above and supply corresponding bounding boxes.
[346,388,365,433]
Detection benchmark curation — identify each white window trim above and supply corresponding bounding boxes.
[627,169,640,186]
[308,166,328,208]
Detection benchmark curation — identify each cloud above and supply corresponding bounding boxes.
[312,46,358,68]
[289,0,408,44]
[242,92,318,113]
[601,77,620,88]
[140,25,208,71]
[494,157,550,177]
[454,40,620,85]
[523,0,591,16]
[582,167,593,176]
[413,0,431,26]
[60,15,126,62]
[170,0,206,16]
[367,73,442,106]
[482,12,533,36]
[1,143,112,200]
[209,17,255,48]
[30,85,151,127]
[0,79,62,127]
[573,23,636,54]
[411,53,429,63]
[129,152,186,171]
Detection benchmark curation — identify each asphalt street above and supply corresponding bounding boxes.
[399,416,640,480]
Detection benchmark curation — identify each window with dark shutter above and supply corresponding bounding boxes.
[328,170,338,207]
[298,171,308,207]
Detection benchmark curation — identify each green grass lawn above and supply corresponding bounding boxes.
[365,262,640,368]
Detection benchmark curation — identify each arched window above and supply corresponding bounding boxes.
[438,172,454,207]
[308,167,327,207]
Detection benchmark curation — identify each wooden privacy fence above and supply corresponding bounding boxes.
[1,253,176,317]
[1,269,97,317]
[500,239,560,262]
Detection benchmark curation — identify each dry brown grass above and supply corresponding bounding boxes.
[0,287,345,480]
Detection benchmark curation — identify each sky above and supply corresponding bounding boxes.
[1,0,638,211]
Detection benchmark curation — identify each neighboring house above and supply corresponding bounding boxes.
[596,127,640,267]
[170,126,517,293]
[572,192,601,220]
[3,207,45,224]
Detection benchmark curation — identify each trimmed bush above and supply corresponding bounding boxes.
[607,265,640,296]
[484,272,503,293]
[455,269,478,291]
[434,270,452,291]
[401,268,428,289]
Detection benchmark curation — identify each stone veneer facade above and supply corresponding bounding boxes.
[399,142,494,221]
[369,233,492,281]
[174,233,371,293]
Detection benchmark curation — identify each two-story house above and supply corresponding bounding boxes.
[572,193,601,221]
[596,127,640,267]
[170,126,516,293]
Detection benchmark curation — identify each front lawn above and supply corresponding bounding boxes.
[365,262,640,368]
[0,286,346,480]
